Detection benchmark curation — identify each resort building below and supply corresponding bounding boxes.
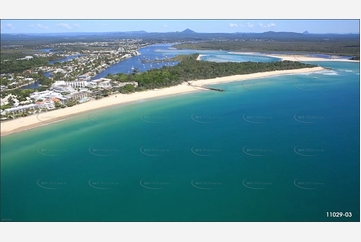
[86,82,98,88]
[30,90,69,103]
[118,81,139,88]
[3,104,38,115]
[66,80,88,88]
[69,91,92,101]
[36,99,55,110]
[50,81,76,93]
[90,78,113,89]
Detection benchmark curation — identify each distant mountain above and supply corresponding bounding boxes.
[1,30,359,46]
[258,31,304,38]
[181,28,196,34]
[121,30,148,34]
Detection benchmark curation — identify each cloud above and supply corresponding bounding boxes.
[229,23,238,28]
[37,24,48,29]
[247,22,254,28]
[73,23,80,28]
[259,23,276,28]
[3,23,16,30]
[29,24,49,30]
[57,23,72,29]
[163,24,168,27]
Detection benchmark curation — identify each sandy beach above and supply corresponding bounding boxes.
[229,52,360,62]
[0,66,324,136]
[266,54,359,62]
[196,54,205,60]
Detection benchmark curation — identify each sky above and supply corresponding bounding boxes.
[0,19,359,34]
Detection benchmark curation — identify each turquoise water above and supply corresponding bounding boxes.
[92,43,281,80]
[1,59,359,222]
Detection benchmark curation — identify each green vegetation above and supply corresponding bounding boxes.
[65,100,77,107]
[119,84,136,94]
[0,104,12,110]
[0,88,35,100]
[1,57,49,74]
[54,102,63,109]
[109,53,317,90]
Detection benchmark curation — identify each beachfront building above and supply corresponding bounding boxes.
[36,99,55,110]
[118,81,139,88]
[98,80,112,89]
[30,90,69,104]
[90,78,113,89]
[3,103,38,115]
[69,91,92,101]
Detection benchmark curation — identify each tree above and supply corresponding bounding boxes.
[54,102,62,108]
[120,84,135,94]
[8,96,15,106]
[101,89,110,97]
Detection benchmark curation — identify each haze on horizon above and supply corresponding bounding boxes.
[1,20,359,35]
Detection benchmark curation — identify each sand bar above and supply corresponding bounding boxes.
[1,66,324,136]
[228,52,360,62]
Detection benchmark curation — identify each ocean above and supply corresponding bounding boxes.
[1,47,359,222]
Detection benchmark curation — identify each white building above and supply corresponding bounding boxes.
[36,99,55,110]
[50,81,76,93]
[98,80,112,89]
[66,80,88,88]
[70,91,91,100]
[0,94,17,106]
[118,81,138,88]
[16,56,33,61]
[30,90,69,102]
[90,78,113,89]
[3,104,38,114]
[54,68,67,74]
[78,73,91,81]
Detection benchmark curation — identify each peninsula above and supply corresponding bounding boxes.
[1,56,324,136]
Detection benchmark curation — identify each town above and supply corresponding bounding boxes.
[0,39,146,120]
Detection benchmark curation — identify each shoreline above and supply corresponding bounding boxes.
[196,54,204,60]
[0,66,325,137]
[228,52,360,62]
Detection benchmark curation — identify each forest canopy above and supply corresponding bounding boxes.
[108,53,318,91]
